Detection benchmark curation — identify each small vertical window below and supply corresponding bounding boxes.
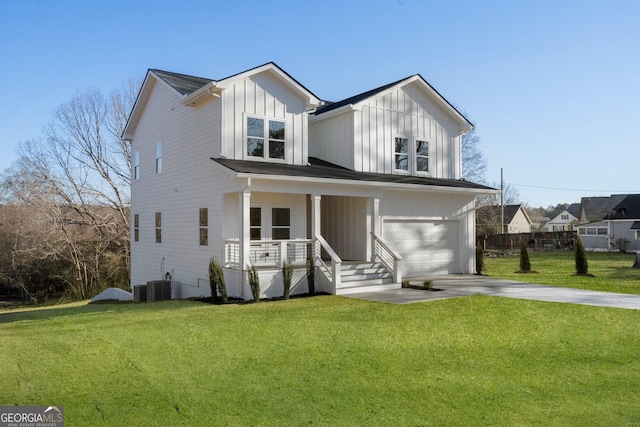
[272,208,291,240]
[416,140,429,172]
[394,137,409,171]
[199,208,208,246]
[155,212,162,243]
[250,207,262,240]
[134,214,139,242]
[155,141,163,174]
[133,151,140,180]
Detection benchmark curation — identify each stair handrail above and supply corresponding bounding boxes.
[371,232,403,284]
[313,235,342,291]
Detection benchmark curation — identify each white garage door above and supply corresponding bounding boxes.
[383,220,459,276]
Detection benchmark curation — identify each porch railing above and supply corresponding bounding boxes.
[371,232,403,284]
[313,235,341,291]
[223,238,312,269]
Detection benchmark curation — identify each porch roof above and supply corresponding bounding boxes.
[212,157,497,192]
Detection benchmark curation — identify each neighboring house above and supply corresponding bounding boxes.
[576,194,640,252]
[123,62,497,300]
[476,204,532,235]
[544,204,580,232]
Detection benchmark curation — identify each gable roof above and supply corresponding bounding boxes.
[609,194,640,220]
[312,74,473,132]
[212,157,496,193]
[476,204,530,224]
[580,195,630,222]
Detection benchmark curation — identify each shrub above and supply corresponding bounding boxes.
[519,239,531,272]
[208,257,227,303]
[423,280,434,290]
[282,261,293,300]
[574,236,589,275]
[247,264,260,302]
[306,257,315,295]
[476,241,484,274]
[616,238,630,253]
[401,279,410,288]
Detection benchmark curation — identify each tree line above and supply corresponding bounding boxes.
[0,80,139,303]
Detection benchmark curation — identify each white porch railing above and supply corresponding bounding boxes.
[223,238,312,269]
[313,235,342,291]
[371,232,403,284]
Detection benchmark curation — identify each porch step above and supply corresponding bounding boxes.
[336,261,399,294]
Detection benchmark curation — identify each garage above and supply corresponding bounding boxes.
[383,219,460,276]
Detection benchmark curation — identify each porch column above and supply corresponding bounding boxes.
[239,190,251,298]
[368,197,380,262]
[311,194,321,237]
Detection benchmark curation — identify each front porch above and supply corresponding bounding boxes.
[221,191,402,299]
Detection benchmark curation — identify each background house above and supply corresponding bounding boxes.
[123,63,497,300]
[544,203,580,231]
[576,194,640,252]
[476,204,531,235]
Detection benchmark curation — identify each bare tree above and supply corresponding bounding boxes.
[462,129,487,184]
[2,79,140,299]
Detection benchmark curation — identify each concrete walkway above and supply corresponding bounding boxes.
[344,275,640,310]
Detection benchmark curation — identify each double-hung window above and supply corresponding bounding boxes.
[250,207,262,240]
[155,212,162,243]
[271,208,291,240]
[133,214,139,242]
[416,139,429,173]
[249,206,291,240]
[247,117,286,160]
[155,141,163,174]
[394,137,409,171]
[133,151,140,180]
[199,208,208,246]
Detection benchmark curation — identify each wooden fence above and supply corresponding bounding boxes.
[480,231,576,252]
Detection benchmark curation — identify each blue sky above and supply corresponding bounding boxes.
[1,0,638,208]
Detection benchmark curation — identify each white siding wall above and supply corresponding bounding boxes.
[309,82,463,178]
[220,72,310,165]
[130,80,239,299]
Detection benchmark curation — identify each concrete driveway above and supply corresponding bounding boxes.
[345,275,640,310]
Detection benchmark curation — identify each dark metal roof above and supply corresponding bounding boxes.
[314,77,409,115]
[580,195,627,222]
[631,221,640,230]
[212,157,496,191]
[610,194,640,220]
[150,69,213,95]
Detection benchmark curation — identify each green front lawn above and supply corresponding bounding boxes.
[2,296,640,426]
[484,250,640,294]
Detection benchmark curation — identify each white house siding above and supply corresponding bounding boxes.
[220,71,310,165]
[320,196,368,261]
[310,82,462,178]
[380,190,476,275]
[308,111,354,170]
[130,79,236,299]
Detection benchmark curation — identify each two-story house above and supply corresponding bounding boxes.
[122,63,497,300]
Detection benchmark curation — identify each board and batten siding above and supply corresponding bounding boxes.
[309,81,463,179]
[220,72,310,165]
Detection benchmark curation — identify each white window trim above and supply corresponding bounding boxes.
[393,135,410,174]
[244,114,288,164]
[414,137,431,176]
[393,135,432,176]
[250,204,293,240]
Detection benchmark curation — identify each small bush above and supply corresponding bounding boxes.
[519,239,531,272]
[423,280,434,290]
[574,236,589,275]
[401,279,410,288]
[208,257,227,303]
[476,241,484,274]
[306,257,315,295]
[282,261,293,300]
[248,264,260,302]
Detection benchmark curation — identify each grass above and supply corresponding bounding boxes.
[2,296,640,426]
[484,250,640,294]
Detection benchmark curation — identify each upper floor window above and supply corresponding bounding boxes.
[133,151,140,180]
[199,208,208,246]
[394,137,409,171]
[561,214,569,220]
[416,139,429,173]
[247,117,285,160]
[155,141,163,174]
